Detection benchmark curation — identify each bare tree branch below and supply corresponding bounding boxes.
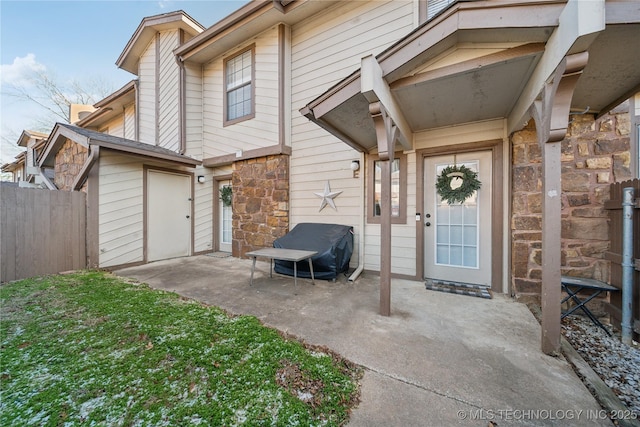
[2,67,115,128]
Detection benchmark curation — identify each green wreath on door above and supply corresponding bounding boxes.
[435,165,481,204]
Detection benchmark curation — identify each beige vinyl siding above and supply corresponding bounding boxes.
[202,27,279,159]
[363,152,418,276]
[185,62,203,160]
[290,1,415,270]
[100,116,124,138]
[124,103,136,140]
[158,30,181,152]
[98,152,144,267]
[25,147,34,171]
[138,36,157,145]
[193,167,213,253]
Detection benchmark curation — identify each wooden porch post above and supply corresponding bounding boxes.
[529,52,588,354]
[362,55,411,317]
[370,101,398,316]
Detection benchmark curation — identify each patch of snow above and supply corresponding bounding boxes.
[79,395,106,419]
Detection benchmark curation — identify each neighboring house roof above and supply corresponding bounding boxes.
[1,152,25,173]
[75,80,136,129]
[117,10,205,75]
[39,123,201,169]
[300,0,640,153]
[17,130,48,147]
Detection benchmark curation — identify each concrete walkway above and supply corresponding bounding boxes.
[115,255,611,426]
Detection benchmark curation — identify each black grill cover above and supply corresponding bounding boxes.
[273,223,353,280]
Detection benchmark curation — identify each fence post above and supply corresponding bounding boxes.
[621,187,635,345]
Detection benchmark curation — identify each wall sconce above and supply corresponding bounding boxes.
[197,175,205,184]
[350,160,360,178]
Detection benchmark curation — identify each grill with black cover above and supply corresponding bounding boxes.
[273,223,353,280]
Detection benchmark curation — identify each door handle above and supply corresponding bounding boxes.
[425,222,431,227]
[186,215,190,219]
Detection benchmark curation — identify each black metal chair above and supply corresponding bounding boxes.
[561,275,619,336]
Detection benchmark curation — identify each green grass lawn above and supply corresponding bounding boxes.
[0,271,361,426]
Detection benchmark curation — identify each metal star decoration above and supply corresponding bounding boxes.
[314,180,343,211]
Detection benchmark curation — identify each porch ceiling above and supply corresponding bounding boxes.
[571,24,640,114]
[301,2,640,154]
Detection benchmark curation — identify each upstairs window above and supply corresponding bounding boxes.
[224,45,255,125]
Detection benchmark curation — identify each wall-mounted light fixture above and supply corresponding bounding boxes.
[350,160,360,178]
[197,175,205,184]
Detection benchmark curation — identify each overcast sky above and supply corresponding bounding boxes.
[0,0,248,165]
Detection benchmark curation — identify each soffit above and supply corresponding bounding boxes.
[571,24,640,115]
[316,42,545,151]
[177,0,339,64]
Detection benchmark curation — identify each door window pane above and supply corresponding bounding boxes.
[434,160,480,268]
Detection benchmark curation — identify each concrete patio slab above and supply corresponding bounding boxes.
[114,255,612,426]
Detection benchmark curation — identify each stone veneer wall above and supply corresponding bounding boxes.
[232,154,289,258]
[54,139,88,191]
[511,110,632,302]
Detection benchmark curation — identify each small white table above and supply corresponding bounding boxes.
[246,248,317,286]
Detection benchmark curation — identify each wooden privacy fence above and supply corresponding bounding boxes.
[1,186,86,283]
[604,179,640,340]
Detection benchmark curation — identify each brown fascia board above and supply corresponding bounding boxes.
[93,140,201,167]
[173,0,274,58]
[116,10,205,74]
[94,80,136,109]
[202,144,291,168]
[175,1,337,64]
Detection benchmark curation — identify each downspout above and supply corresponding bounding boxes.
[621,187,635,345]
[134,80,140,142]
[348,151,365,282]
[177,29,187,155]
[72,145,99,191]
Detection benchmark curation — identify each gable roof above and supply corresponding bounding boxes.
[17,130,48,147]
[175,0,337,64]
[300,0,640,153]
[39,123,201,168]
[117,10,205,75]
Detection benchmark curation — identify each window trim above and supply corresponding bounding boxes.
[223,44,256,126]
[367,152,407,224]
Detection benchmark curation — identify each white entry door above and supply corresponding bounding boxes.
[147,170,191,261]
[424,151,492,286]
[218,180,232,252]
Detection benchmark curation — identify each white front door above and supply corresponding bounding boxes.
[218,180,232,252]
[147,170,191,262]
[424,151,492,286]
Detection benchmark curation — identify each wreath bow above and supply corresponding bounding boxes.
[435,165,481,204]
